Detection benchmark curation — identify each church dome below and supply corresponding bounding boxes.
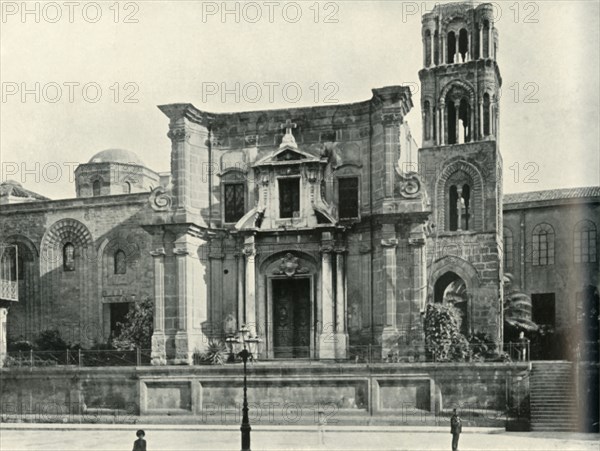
[88,148,145,166]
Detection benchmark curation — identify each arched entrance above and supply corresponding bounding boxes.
[259,252,317,359]
[434,271,469,336]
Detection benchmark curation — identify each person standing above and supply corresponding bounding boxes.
[450,408,462,451]
[132,429,147,451]
[518,331,529,361]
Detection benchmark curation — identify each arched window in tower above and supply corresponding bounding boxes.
[483,93,491,136]
[114,249,127,274]
[448,183,472,232]
[532,223,555,266]
[447,31,456,64]
[574,220,597,263]
[423,101,431,141]
[63,242,75,272]
[123,181,131,194]
[434,30,440,65]
[424,29,432,67]
[482,20,490,58]
[92,180,101,197]
[458,28,469,62]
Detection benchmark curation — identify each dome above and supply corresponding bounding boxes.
[88,148,145,166]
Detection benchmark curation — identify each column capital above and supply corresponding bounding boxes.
[173,247,190,256]
[381,238,399,248]
[150,248,166,257]
[167,128,190,143]
[334,246,347,254]
[320,242,335,254]
[243,244,256,257]
[408,236,426,247]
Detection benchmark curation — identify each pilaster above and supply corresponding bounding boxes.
[150,248,167,365]
[319,232,336,359]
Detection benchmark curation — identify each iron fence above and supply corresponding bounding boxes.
[2,342,530,368]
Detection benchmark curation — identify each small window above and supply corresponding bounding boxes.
[279,178,300,218]
[532,223,555,266]
[123,182,131,194]
[63,242,75,272]
[114,250,127,275]
[92,180,101,197]
[338,177,359,219]
[574,220,597,263]
[224,183,245,223]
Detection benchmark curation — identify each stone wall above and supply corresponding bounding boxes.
[0,194,157,346]
[0,363,529,426]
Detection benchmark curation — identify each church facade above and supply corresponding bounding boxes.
[1,2,598,365]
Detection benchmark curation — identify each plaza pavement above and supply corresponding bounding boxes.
[0,424,598,451]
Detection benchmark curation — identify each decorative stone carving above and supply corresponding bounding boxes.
[149,187,173,212]
[272,253,309,277]
[396,171,422,199]
[167,128,189,142]
[381,112,403,125]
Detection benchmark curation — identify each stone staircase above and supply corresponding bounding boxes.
[530,361,579,431]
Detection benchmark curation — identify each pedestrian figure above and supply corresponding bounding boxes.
[132,429,147,451]
[317,409,327,446]
[450,408,461,451]
[518,331,529,361]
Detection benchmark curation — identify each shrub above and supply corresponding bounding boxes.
[200,339,227,365]
[112,297,153,351]
[424,303,471,362]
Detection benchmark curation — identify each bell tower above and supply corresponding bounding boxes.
[420,2,500,147]
[418,2,504,346]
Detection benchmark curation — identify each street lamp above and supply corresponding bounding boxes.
[237,324,262,451]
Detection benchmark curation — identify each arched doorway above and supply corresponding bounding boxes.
[434,272,469,336]
[260,252,317,359]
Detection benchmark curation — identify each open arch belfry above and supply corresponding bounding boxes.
[420,2,504,344]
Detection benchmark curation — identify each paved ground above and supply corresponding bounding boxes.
[0,425,597,451]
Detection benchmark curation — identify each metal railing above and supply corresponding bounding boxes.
[2,343,531,368]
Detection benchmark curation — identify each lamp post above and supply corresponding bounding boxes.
[237,325,261,451]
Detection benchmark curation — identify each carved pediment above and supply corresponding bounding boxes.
[253,147,322,167]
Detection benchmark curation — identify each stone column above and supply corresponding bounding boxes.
[478,99,484,139]
[478,24,483,59]
[243,236,257,337]
[422,37,427,67]
[0,308,7,368]
[430,33,435,66]
[334,248,348,359]
[173,246,191,364]
[150,248,167,365]
[236,250,245,330]
[440,103,445,145]
[409,230,427,361]
[381,224,398,357]
[488,25,493,59]
[319,233,336,359]
[457,186,463,231]
[454,100,461,144]
[441,34,446,64]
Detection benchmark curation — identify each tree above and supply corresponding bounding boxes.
[424,303,471,362]
[112,297,154,351]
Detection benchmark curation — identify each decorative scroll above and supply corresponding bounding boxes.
[149,187,172,212]
[396,170,422,199]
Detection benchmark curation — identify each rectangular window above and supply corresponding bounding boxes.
[224,183,245,223]
[531,293,556,328]
[533,231,554,266]
[279,178,300,218]
[338,177,359,219]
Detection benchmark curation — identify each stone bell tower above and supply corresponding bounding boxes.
[418,2,504,345]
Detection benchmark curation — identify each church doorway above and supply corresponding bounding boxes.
[271,278,311,358]
[109,302,131,339]
[434,272,469,336]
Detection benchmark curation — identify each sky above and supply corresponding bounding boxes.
[1,0,599,200]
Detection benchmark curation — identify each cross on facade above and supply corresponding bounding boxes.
[281,119,297,135]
